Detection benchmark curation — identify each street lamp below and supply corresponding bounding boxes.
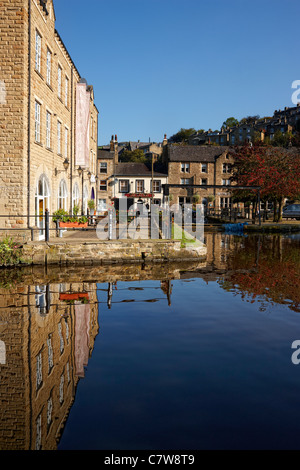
[78,166,84,215]
[55,158,70,176]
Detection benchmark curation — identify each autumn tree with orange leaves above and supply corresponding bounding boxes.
[231,143,300,222]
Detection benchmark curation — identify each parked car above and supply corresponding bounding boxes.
[282,204,300,220]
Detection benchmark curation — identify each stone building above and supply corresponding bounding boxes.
[163,144,235,210]
[97,135,168,212]
[0,0,98,239]
[0,275,99,450]
[188,104,300,147]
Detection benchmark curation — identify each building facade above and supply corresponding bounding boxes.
[0,0,98,239]
[163,145,235,210]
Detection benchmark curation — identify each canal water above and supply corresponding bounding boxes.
[0,233,299,450]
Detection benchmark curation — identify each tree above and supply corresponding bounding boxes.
[169,128,196,143]
[239,115,260,125]
[231,143,300,222]
[222,117,239,128]
[120,149,147,163]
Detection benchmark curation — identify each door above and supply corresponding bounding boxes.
[35,176,50,240]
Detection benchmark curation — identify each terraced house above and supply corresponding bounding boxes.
[0,0,98,239]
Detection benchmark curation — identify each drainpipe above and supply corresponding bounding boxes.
[27,0,33,235]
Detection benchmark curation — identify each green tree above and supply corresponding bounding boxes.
[222,117,239,128]
[120,149,147,163]
[169,128,196,143]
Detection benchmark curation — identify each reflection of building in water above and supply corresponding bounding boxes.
[0,281,99,450]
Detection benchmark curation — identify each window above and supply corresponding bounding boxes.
[181,163,190,173]
[58,180,68,211]
[46,111,51,148]
[46,49,51,85]
[100,162,107,174]
[65,77,68,107]
[65,128,68,157]
[220,197,232,209]
[201,178,208,185]
[180,178,191,185]
[231,135,235,144]
[223,163,231,174]
[152,180,161,193]
[98,199,107,212]
[136,180,144,193]
[201,163,207,173]
[58,66,62,98]
[35,31,41,72]
[119,180,129,193]
[222,179,231,186]
[35,101,41,142]
[57,121,61,154]
[72,183,80,209]
[47,335,54,374]
[91,116,93,139]
[36,351,43,391]
[100,180,107,191]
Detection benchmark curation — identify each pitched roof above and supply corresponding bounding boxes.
[115,163,167,177]
[98,148,114,160]
[167,144,229,162]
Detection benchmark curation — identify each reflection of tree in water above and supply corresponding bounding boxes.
[219,235,300,312]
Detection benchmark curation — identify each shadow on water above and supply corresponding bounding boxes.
[0,232,299,450]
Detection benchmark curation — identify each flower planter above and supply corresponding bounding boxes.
[59,293,89,301]
[59,222,88,228]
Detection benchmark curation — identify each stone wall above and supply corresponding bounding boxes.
[22,239,207,266]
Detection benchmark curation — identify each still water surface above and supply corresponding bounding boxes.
[0,233,299,450]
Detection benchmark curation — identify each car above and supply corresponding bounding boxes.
[282,204,300,220]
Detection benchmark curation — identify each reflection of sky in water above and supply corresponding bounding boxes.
[59,276,300,451]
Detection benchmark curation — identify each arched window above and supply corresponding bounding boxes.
[83,185,88,214]
[72,183,80,211]
[58,180,68,211]
[35,175,50,240]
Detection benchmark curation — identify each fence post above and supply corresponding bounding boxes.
[45,209,50,242]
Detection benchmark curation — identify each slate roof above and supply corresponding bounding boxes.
[115,163,167,177]
[98,148,114,160]
[168,145,229,162]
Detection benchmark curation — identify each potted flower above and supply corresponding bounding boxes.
[53,207,88,228]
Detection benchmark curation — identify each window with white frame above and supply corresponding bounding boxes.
[58,179,68,211]
[35,31,41,73]
[181,163,190,173]
[46,48,51,85]
[65,77,68,107]
[180,178,191,185]
[100,162,107,174]
[222,179,231,186]
[98,199,107,212]
[220,197,232,209]
[136,180,144,193]
[72,183,80,209]
[35,101,41,142]
[201,163,207,173]
[65,127,68,157]
[152,180,161,193]
[91,116,93,139]
[119,180,129,193]
[46,111,51,148]
[57,121,61,154]
[58,66,62,99]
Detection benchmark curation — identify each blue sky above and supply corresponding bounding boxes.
[53,0,300,145]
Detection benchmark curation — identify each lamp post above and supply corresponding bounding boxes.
[55,158,70,176]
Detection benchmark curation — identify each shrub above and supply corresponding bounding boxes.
[0,237,25,267]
